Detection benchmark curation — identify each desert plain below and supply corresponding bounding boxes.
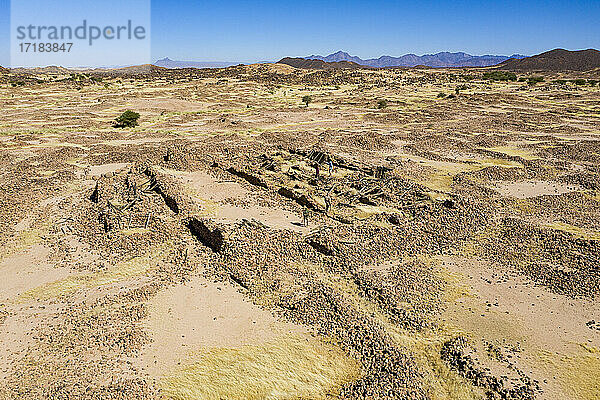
[0,64,599,399]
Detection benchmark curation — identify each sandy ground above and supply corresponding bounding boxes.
[492,180,583,199]
[134,275,308,377]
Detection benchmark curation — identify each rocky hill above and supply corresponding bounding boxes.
[499,49,600,71]
[9,66,71,75]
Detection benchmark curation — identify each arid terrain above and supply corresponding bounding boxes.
[0,63,599,400]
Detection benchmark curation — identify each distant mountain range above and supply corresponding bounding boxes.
[14,48,593,73]
[499,49,600,71]
[305,51,528,68]
[154,51,527,70]
[154,57,239,69]
[278,57,362,70]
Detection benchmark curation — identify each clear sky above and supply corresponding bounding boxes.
[1,0,599,66]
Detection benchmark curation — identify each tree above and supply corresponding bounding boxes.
[114,110,140,128]
[302,95,312,107]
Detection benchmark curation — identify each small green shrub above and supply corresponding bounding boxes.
[377,99,388,109]
[527,76,544,85]
[302,95,312,107]
[483,71,517,81]
[114,110,140,128]
[437,92,446,98]
[573,79,586,86]
[455,84,468,94]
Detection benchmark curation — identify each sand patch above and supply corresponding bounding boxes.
[128,98,208,113]
[492,180,582,199]
[0,245,69,379]
[88,162,129,178]
[135,276,308,377]
[215,204,305,232]
[180,170,248,202]
[0,308,49,380]
[19,245,167,302]
[0,245,67,302]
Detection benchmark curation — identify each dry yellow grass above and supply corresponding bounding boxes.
[304,257,482,400]
[400,258,483,400]
[390,328,483,400]
[120,227,152,235]
[353,204,404,219]
[545,222,600,241]
[160,334,361,400]
[433,263,473,304]
[538,345,600,400]
[421,171,455,193]
[401,154,521,193]
[586,191,600,202]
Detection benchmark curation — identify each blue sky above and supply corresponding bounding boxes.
[1,0,599,66]
[8,0,150,67]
